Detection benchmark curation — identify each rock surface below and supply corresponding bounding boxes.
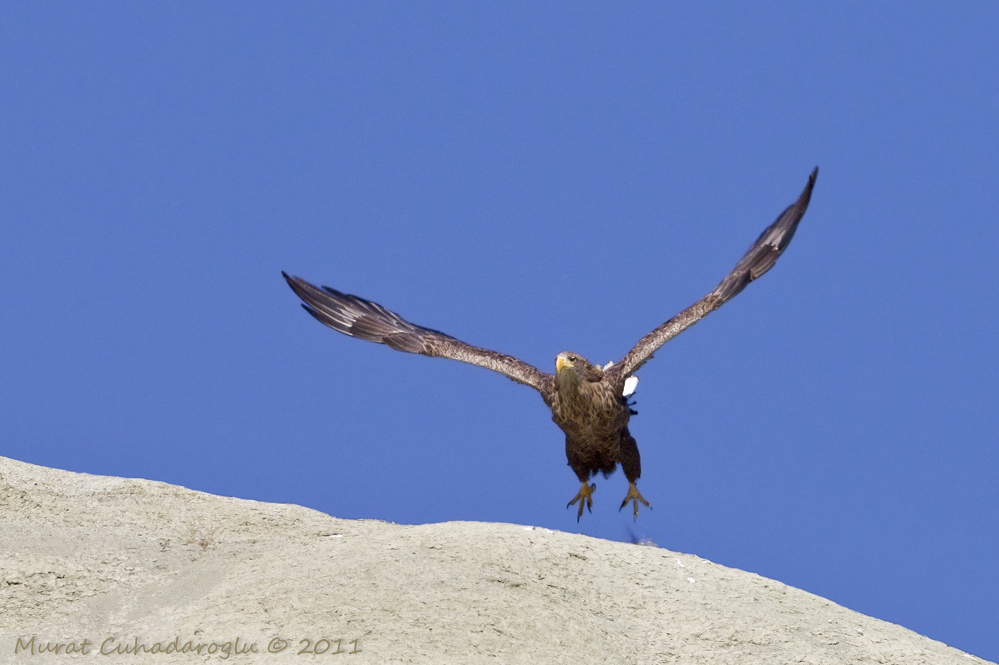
[0,455,990,664]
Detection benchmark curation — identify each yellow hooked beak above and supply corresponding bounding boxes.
[556,354,571,373]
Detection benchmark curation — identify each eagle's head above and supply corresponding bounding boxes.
[556,352,637,396]
[555,352,604,388]
[555,351,591,375]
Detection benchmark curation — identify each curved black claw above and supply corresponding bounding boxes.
[567,482,596,521]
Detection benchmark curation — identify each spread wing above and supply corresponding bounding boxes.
[283,272,554,395]
[607,167,818,382]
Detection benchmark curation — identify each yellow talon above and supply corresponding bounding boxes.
[567,482,596,521]
[619,482,650,520]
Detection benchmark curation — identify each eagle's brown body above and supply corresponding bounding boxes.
[283,168,818,519]
[546,355,646,516]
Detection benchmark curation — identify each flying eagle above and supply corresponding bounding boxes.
[284,168,817,520]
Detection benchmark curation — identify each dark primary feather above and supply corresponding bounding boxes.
[282,272,554,394]
[608,167,818,381]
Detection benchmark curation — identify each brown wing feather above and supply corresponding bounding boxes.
[282,272,554,394]
[608,167,818,382]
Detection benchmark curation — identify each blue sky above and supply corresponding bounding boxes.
[2,3,997,660]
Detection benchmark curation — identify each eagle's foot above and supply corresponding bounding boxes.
[619,482,650,520]
[567,482,596,521]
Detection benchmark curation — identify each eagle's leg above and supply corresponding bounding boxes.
[567,481,595,521]
[618,429,651,519]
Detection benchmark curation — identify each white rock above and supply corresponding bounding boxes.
[0,455,988,664]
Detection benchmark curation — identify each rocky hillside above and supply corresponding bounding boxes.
[0,456,989,664]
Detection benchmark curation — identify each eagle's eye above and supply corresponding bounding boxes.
[569,355,578,362]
